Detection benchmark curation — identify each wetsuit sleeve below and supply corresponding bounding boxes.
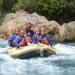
[15,36,21,48]
[8,40,12,46]
[31,34,35,43]
[39,34,42,43]
[30,34,37,43]
[26,32,31,37]
[30,34,34,43]
[33,37,37,43]
[8,35,14,46]
[46,35,53,46]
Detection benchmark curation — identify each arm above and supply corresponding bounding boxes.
[8,40,12,46]
[39,34,42,43]
[30,34,34,43]
[8,35,14,46]
[46,35,53,46]
[30,34,37,43]
[26,32,31,37]
[15,36,21,48]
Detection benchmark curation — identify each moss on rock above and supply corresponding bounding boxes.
[65,36,75,42]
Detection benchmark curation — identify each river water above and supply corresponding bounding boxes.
[0,40,75,75]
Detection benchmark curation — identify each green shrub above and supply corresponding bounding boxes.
[0,0,75,23]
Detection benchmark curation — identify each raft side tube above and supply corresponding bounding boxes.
[11,49,56,59]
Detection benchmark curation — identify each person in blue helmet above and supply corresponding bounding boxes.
[40,28,53,46]
[31,28,41,44]
[8,28,19,47]
[15,30,27,48]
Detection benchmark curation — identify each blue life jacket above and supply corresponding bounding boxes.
[40,34,53,45]
[31,33,41,43]
[15,35,23,48]
[15,35,27,48]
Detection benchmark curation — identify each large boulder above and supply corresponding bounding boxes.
[36,21,62,41]
[0,10,75,42]
[0,10,50,40]
[62,21,75,39]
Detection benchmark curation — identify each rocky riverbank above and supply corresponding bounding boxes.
[0,10,75,42]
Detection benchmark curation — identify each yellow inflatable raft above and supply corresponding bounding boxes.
[6,43,56,59]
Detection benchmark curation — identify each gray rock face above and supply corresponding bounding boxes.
[62,21,75,39]
[0,10,75,41]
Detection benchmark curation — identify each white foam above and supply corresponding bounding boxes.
[53,43,75,55]
[0,42,75,75]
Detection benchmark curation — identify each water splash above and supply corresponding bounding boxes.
[0,40,75,75]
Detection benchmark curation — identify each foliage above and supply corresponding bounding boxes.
[0,0,75,24]
[2,0,17,12]
[0,0,3,15]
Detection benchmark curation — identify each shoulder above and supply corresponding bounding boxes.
[46,34,52,40]
[9,34,14,37]
[15,35,22,41]
[46,34,51,38]
[16,35,21,38]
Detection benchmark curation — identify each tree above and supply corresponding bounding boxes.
[0,0,74,24]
